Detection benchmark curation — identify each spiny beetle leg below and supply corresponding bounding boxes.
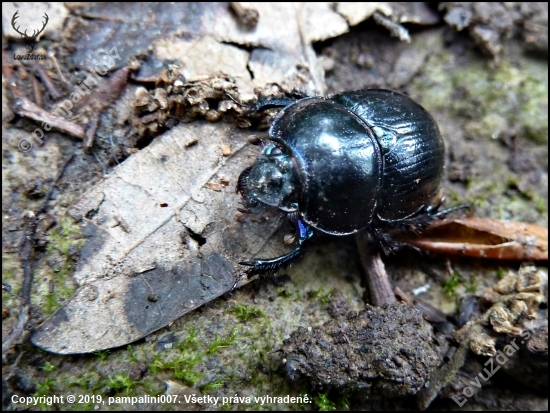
[240,219,314,275]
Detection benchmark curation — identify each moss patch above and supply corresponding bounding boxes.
[413,50,548,144]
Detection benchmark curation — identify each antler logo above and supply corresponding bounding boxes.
[11,10,49,53]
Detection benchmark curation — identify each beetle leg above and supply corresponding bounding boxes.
[427,203,470,218]
[236,165,253,196]
[249,98,298,114]
[368,225,404,255]
[240,219,314,275]
[383,203,471,233]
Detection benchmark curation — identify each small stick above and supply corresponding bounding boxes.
[48,53,68,84]
[85,113,99,153]
[355,231,396,306]
[33,63,62,99]
[32,75,42,107]
[2,153,74,359]
[11,97,86,140]
[73,66,131,112]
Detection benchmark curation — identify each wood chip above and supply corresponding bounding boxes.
[221,144,231,156]
[205,182,223,191]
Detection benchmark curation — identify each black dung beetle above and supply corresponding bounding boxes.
[237,89,457,275]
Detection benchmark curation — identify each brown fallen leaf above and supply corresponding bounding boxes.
[399,218,548,261]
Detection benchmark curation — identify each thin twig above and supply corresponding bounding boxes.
[354,231,396,306]
[3,351,25,381]
[33,63,62,99]
[32,76,42,107]
[2,153,75,359]
[48,52,68,84]
[85,114,99,153]
[11,97,86,140]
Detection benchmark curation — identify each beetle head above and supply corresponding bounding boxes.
[238,144,299,212]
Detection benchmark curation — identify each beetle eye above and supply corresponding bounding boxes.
[269,146,283,156]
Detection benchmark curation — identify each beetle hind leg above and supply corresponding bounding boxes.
[368,225,409,255]
[426,203,470,219]
[370,203,471,254]
[240,219,314,275]
[386,203,471,233]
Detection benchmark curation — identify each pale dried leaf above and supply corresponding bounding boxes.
[31,122,289,354]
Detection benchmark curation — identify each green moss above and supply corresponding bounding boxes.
[207,328,238,354]
[465,276,478,294]
[496,267,508,279]
[514,71,549,143]
[319,289,335,305]
[41,361,56,373]
[36,214,84,316]
[276,287,295,299]
[2,291,13,307]
[107,373,139,394]
[412,51,548,144]
[1,255,19,284]
[314,392,336,411]
[173,371,203,388]
[43,285,75,316]
[127,345,139,363]
[142,380,165,396]
[34,377,56,395]
[444,272,462,298]
[536,197,547,215]
[445,189,463,207]
[229,303,265,321]
[148,327,240,388]
[175,327,198,353]
[68,371,102,389]
[46,214,85,256]
[93,350,110,361]
[309,288,335,305]
[201,379,224,392]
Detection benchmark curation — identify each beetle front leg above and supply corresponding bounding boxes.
[240,220,314,275]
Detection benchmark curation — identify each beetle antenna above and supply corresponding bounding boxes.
[224,90,250,108]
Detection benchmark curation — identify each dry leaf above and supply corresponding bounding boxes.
[31,122,289,354]
[399,217,548,261]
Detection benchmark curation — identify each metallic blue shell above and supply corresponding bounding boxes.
[269,97,382,235]
[267,89,444,234]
